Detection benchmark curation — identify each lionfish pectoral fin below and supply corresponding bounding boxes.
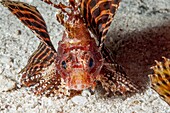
[19,42,71,97]
[1,1,55,51]
[99,63,138,96]
[149,57,170,105]
[20,42,56,85]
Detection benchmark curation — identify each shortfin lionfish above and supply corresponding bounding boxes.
[1,0,137,97]
[149,57,170,105]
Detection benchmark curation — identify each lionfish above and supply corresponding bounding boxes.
[149,57,170,105]
[1,0,137,97]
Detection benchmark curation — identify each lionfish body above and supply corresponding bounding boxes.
[55,13,103,91]
[1,0,137,97]
[149,57,170,105]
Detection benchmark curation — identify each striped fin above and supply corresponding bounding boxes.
[80,0,121,45]
[22,60,70,97]
[19,42,70,97]
[20,42,57,87]
[149,57,170,105]
[99,62,138,95]
[1,0,55,51]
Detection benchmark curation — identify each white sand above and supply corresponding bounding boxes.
[0,0,170,113]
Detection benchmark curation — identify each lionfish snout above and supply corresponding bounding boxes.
[56,48,103,90]
[67,69,95,90]
[56,35,104,91]
[58,54,98,90]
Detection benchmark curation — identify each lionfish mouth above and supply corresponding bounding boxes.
[70,83,90,90]
[66,70,95,90]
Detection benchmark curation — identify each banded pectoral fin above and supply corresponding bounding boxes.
[19,42,58,96]
[1,1,55,51]
[98,62,138,96]
[149,57,170,105]
[20,42,72,97]
[20,42,56,84]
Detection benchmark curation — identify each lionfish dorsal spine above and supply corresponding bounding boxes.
[1,0,56,51]
[80,0,121,45]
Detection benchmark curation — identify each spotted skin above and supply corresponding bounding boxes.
[149,57,170,105]
[1,1,137,97]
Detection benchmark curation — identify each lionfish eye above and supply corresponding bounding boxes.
[89,58,94,68]
[62,61,67,69]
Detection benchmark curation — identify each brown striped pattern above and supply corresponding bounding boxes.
[80,0,121,45]
[20,42,57,87]
[1,0,55,51]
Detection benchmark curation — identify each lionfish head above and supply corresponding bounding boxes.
[56,34,103,90]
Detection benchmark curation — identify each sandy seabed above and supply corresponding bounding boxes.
[0,0,170,113]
